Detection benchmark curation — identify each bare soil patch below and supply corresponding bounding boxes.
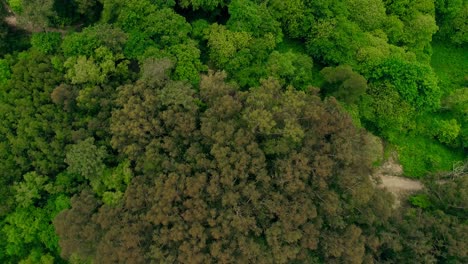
[5,15,17,27]
[372,154,424,207]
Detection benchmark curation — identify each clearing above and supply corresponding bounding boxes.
[372,155,424,207]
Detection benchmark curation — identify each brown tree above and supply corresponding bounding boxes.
[56,71,396,263]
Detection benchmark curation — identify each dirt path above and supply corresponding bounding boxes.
[378,175,423,193]
[5,15,18,27]
[372,154,424,207]
[4,15,69,34]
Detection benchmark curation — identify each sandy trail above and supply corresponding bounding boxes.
[372,155,424,207]
[5,15,17,27]
[378,175,423,192]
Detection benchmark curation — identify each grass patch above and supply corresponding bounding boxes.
[389,41,468,178]
[431,41,468,96]
[393,134,464,178]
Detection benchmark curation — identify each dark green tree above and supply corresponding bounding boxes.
[0,51,70,215]
[320,65,368,104]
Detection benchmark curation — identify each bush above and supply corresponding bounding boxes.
[30,32,62,54]
[409,194,432,209]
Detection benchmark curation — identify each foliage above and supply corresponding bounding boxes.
[31,32,61,54]
[359,83,414,138]
[266,50,314,90]
[1,194,70,263]
[369,58,441,112]
[65,137,107,181]
[0,51,70,215]
[61,24,127,57]
[14,172,49,208]
[7,0,23,13]
[57,72,396,263]
[227,0,282,42]
[168,41,206,86]
[435,0,468,44]
[409,194,432,209]
[433,118,461,145]
[306,17,365,65]
[267,0,313,39]
[320,65,367,104]
[347,0,387,31]
[206,24,252,67]
[0,59,11,86]
[178,0,227,10]
[431,41,468,95]
[206,24,276,87]
[64,46,128,85]
[0,0,466,263]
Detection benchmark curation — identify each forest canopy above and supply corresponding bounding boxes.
[0,0,466,263]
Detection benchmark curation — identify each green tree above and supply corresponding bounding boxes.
[320,65,368,104]
[178,0,227,10]
[266,50,314,90]
[306,17,365,65]
[442,88,468,148]
[61,24,127,57]
[168,41,205,86]
[383,0,438,60]
[448,3,468,44]
[31,32,61,54]
[359,83,414,139]
[435,0,468,44]
[207,24,275,87]
[369,58,441,112]
[101,1,191,48]
[7,0,23,13]
[1,194,70,263]
[433,118,461,146]
[227,0,282,42]
[206,23,252,67]
[14,172,49,208]
[267,0,313,39]
[143,8,191,48]
[347,0,387,31]
[0,51,71,215]
[65,137,107,181]
[66,141,133,204]
[64,46,129,85]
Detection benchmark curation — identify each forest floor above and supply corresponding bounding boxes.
[373,155,424,207]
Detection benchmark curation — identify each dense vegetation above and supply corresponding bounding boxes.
[0,0,466,263]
